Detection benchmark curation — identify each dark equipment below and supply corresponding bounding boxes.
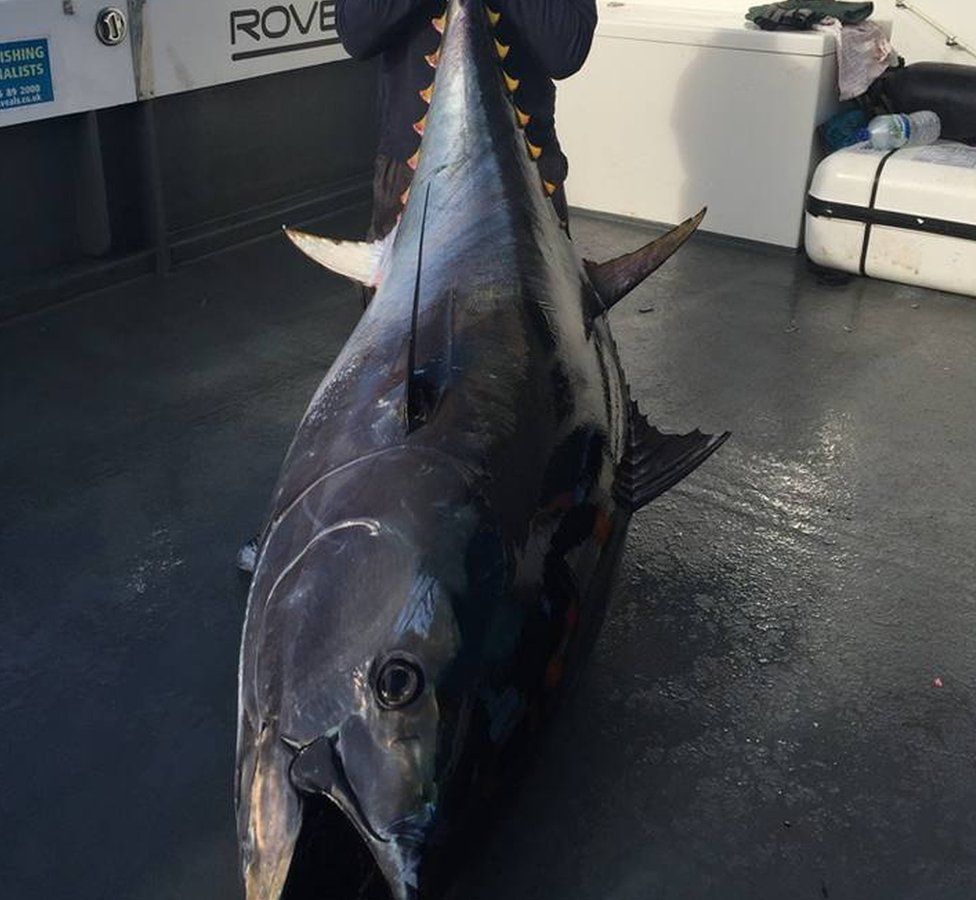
[872,62,976,145]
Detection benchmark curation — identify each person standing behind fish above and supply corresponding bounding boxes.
[336,0,597,242]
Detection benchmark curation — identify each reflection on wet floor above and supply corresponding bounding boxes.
[2,209,975,899]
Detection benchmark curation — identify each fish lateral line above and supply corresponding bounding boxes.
[406,183,434,434]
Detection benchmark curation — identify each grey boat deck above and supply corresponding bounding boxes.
[3,210,975,900]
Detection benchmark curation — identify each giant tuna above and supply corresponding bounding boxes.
[235,1,728,897]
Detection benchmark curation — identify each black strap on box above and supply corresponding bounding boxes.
[858,149,899,276]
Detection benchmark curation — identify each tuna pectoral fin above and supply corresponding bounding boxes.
[585,208,706,311]
[614,400,730,513]
[283,227,387,287]
[237,535,259,575]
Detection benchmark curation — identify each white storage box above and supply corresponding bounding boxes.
[556,1,841,248]
[805,141,976,298]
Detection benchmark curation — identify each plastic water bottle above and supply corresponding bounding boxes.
[857,111,942,150]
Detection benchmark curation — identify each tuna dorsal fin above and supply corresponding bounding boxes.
[283,227,387,287]
[614,399,730,514]
[585,208,706,311]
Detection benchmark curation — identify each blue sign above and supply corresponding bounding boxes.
[0,39,55,111]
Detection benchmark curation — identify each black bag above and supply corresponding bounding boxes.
[873,63,976,145]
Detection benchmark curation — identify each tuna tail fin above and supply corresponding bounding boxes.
[283,227,390,287]
[585,208,706,312]
[614,400,730,514]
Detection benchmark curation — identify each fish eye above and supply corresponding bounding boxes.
[375,656,425,710]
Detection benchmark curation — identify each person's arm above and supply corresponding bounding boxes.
[493,0,597,79]
[335,0,432,59]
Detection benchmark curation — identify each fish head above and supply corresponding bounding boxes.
[238,451,504,900]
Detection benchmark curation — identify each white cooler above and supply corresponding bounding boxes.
[805,141,976,298]
[556,1,841,248]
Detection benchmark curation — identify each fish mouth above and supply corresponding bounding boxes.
[280,794,395,900]
[246,787,426,900]
[242,733,430,900]
[284,733,429,900]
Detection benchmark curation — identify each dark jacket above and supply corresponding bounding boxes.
[336,0,597,191]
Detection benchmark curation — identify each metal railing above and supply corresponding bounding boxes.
[894,0,976,60]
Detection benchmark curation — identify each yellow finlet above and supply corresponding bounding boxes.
[432,13,446,34]
[515,107,531,128]
[543,180,558,196]
[413,116,427,136]
[426,50,440,68]
[527,140,543,160]
[486,6,501,26]
[494,39,510,60]
[400,187,411,206]
[419,83,434,104]
[503,72,520,93]
[407,151,421,171]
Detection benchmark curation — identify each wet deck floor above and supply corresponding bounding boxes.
[3,210,975,900]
